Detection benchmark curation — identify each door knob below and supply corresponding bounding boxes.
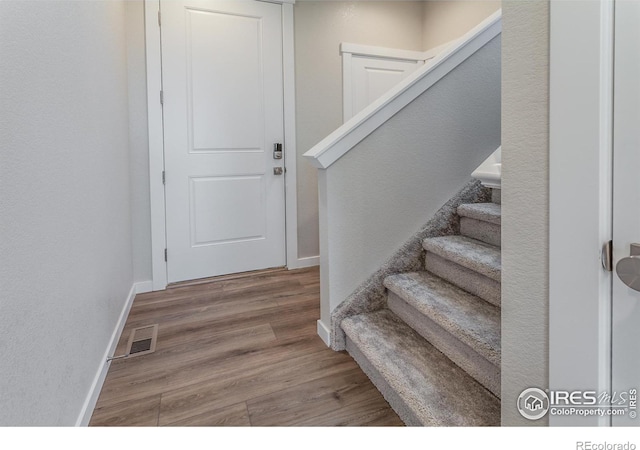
[616,243,640,292]
[273,167,283,175]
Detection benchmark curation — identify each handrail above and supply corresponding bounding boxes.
[303,9,502,170]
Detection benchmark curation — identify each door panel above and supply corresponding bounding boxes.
[161,0,285,283]
[612,0,640,426]
[346,56,422,121]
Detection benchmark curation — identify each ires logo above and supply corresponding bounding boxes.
[517,388,638,420]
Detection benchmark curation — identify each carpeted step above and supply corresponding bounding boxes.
[423,235,501,282]
[458,203,501,225]
[425,252,500,307]
[384,272,500,397]
[458,203,501,247]
[342,309,500,426]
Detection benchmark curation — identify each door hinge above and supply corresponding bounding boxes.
[162,171,166,185]
[158,10,161,27]
[160,90,164,105]
[602,240,613,272]
[164,248,168,262]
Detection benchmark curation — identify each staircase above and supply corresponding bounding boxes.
[341,188,502,426]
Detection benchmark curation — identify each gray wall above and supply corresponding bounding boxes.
[125,1,152,284]
[321,36,501,326]
[295,1,502,261]
[294,1,425,259]
[0,1,134,425]
[501,0,549,426]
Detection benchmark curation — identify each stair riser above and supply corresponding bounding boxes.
[388,292,500,397]
[460,217,501,247]
[345,336,423,426]
[425,253,501,307]
[492,189,501,204]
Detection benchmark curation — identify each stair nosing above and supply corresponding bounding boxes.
[342,309,500,426]
[457,203,501,225]
[423,235,501,282]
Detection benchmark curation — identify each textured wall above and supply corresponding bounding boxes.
[0,1,133,425]
[294,1,425,259]
[422,1,502,49]
[501,0,549,426]
[321,37,501,327]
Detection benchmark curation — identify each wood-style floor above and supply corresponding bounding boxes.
[89,267,403,426]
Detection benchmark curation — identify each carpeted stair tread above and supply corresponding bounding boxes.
[384,271,500,366]
[342,309,500,426]
[423,235,501,282]
[457,202,501,225]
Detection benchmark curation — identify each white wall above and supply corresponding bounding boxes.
[0,1,134,425]
[422,1,502,50]
[501,0,549,426]
[320,36,501,326]
[294,1,425,259]
[125,1,152,285]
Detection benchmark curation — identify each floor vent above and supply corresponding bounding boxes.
[125,324,158,358]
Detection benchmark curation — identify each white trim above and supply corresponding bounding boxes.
[422,40,458,61]
[75,283,137,426]
[145,0,167,291]
[549,0,613,426]
[471,146,501,189]
[146,0,299,290]
[317,319,331,348]
[291,255,319,269]
[282,3,300,273]
[340,43,426,62]
[304,10,502,169]
[342,50,353,122]
[340,41,454,63]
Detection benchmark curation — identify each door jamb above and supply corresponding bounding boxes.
[144,0,299,290]
[549,0,613,426]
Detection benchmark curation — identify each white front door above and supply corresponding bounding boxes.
[612,0,640,426]
[161,0,286,283]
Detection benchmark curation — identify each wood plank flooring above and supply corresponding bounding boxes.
[89,267,403,426]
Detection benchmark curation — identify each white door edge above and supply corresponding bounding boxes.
[549,0,613,426]
[144,0,300,290]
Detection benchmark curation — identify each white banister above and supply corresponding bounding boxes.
[304,10,502,169]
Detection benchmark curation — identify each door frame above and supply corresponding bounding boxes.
[145,0,299,290]
[549,0,614,426]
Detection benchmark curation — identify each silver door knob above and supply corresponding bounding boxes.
[273,167,283,175]
[616,243,640,292]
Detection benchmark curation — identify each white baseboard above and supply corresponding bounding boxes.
[134,280,153,294]
[291,255,319,269]
[317,319,331,347]
[75,283,137,426]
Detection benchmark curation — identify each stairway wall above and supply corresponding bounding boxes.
[330,181,490,350]
[319,36,501,343]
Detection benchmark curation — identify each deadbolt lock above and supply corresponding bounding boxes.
[273,143,283,160]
